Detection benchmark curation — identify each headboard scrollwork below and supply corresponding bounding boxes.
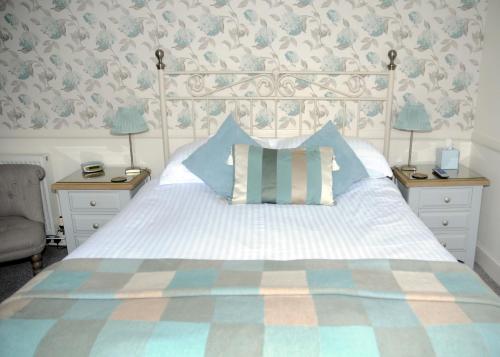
[155,49,397,164]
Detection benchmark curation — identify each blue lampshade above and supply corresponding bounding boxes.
[393,102,432,132]
[111,107,148,135]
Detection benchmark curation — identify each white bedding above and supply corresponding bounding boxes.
[68,178,454,262]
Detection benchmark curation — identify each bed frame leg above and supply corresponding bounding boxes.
[31,254,43,275]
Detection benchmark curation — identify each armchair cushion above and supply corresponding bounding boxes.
[0,216,45,262]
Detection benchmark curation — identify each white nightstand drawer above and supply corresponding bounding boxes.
[419,187,472,208]
[419,210,470,229]
[69,192,122,212]
[432,231,467,250]
[72,214,114,233]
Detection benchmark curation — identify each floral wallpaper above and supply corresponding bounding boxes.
[0,0,487,136]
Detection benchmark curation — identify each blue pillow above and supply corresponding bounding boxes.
[183,114,259,198]
[301,121,368,196]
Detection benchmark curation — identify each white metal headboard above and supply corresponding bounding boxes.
[155,49,397,164]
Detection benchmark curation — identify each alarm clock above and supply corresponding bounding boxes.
[81,161,104,174]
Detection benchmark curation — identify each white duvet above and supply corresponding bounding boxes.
[68,178,454,262]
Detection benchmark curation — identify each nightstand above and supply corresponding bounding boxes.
[393,165,489,268]
[52,168,149,253]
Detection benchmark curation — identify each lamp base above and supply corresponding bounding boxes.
[125,168,142,176]
[400,165,417,171]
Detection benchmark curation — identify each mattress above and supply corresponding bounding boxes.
[68,178,455,262]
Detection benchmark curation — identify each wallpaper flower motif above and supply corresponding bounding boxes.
[0,0,487,134]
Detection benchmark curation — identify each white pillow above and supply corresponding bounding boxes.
[273,135,308,149]
[159,139,207,185]
[160,135,392,185]
[345,138,393,179]
[270,136,392,179]
[159,136,274,185]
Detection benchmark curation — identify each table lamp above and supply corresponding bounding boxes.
[111,107,148,175]
[393,96,432,171]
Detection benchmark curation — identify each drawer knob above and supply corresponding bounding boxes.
[444,196,451,203]
[92,223,100,229]
[89,200,97,207]
[442,219,449,227]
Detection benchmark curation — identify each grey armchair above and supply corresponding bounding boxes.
[0,164,46,274]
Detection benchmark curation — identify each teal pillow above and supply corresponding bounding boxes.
[301,121,368,196]
[183,114,259,198]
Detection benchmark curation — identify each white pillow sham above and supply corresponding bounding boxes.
[270,136,392,179]
[346,138,393,178]
[159,136,273,185]
[159,139,207,185]
[160,135,392,185]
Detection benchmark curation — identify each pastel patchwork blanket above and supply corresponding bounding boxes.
[1,259,499,357]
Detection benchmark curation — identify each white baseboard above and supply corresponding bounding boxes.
[476,244,500,285]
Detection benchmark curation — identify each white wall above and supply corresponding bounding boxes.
[0,130,473,181]
[0,132,165,181]
[0,0,485,237]
[0,128,472,232]
[0,131,164,231]
[470,0,500,284]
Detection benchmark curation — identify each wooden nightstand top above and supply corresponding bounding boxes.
[52,167,150,191]
[393,164,489,188]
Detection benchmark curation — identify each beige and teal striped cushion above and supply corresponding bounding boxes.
[232,144,335,205]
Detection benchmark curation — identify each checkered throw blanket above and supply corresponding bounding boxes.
[1,258,499,356]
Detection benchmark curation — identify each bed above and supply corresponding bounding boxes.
[69,178,454,262]
[1,50,499,356]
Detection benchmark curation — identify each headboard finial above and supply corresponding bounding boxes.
[155,49,165,70]
[387,49,397,70]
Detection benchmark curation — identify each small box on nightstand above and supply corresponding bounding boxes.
[436,148,460,170]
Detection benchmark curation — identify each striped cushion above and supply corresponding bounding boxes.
[232,144,335,205]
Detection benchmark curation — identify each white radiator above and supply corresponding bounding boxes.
[0,154,56,236]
